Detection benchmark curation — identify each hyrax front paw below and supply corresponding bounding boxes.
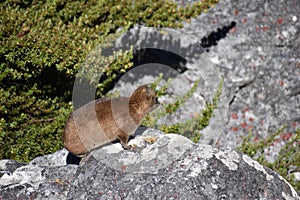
[122,143,137,151]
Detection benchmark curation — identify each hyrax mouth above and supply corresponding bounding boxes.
[155,97,159,105]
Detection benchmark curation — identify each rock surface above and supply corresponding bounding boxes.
[180,0,300,149]
[105,0,300,153]
[0,129,299,200]
[109,24,227,147]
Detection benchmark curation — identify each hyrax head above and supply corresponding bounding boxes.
[130,84,159,112]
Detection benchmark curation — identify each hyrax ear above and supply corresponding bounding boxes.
[140,84,152,95]
[146,85,151,95]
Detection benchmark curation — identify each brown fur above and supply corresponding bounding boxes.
[63,84,159,156]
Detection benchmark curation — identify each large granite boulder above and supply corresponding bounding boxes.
[0,129,299,199]
[179,0,300,149]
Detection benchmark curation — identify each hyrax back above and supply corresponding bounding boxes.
[63,84,159,156]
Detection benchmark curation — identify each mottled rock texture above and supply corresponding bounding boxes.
[0,129,299,199]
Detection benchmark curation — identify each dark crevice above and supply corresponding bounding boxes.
[96,48,187,96]
[229,79,255,106]
[229,95,236,106]
[200,21,236,51]
[288,89,300,97]
[133,48,188,73]
[238,79,254,90]
[66,152,82,165]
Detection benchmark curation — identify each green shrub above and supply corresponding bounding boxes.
[0,0,218,162]
[237,126,300,192]
[143,75,223,143]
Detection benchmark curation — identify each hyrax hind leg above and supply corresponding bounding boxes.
[117,131,131,149]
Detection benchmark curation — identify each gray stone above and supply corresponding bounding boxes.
[67,131,299,199]
[1,130,298,199]
[0,160,26,177]
[178,0,300,149]
[107,24,228,146]
[0,158,78,200]
[107,0,300,152]
[29,149,69,166]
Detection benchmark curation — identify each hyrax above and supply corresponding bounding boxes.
[63,84,159,156]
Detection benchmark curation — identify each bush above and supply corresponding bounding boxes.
[0,0,218,162]
[237,126,300,192]
[143,75,223,143]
